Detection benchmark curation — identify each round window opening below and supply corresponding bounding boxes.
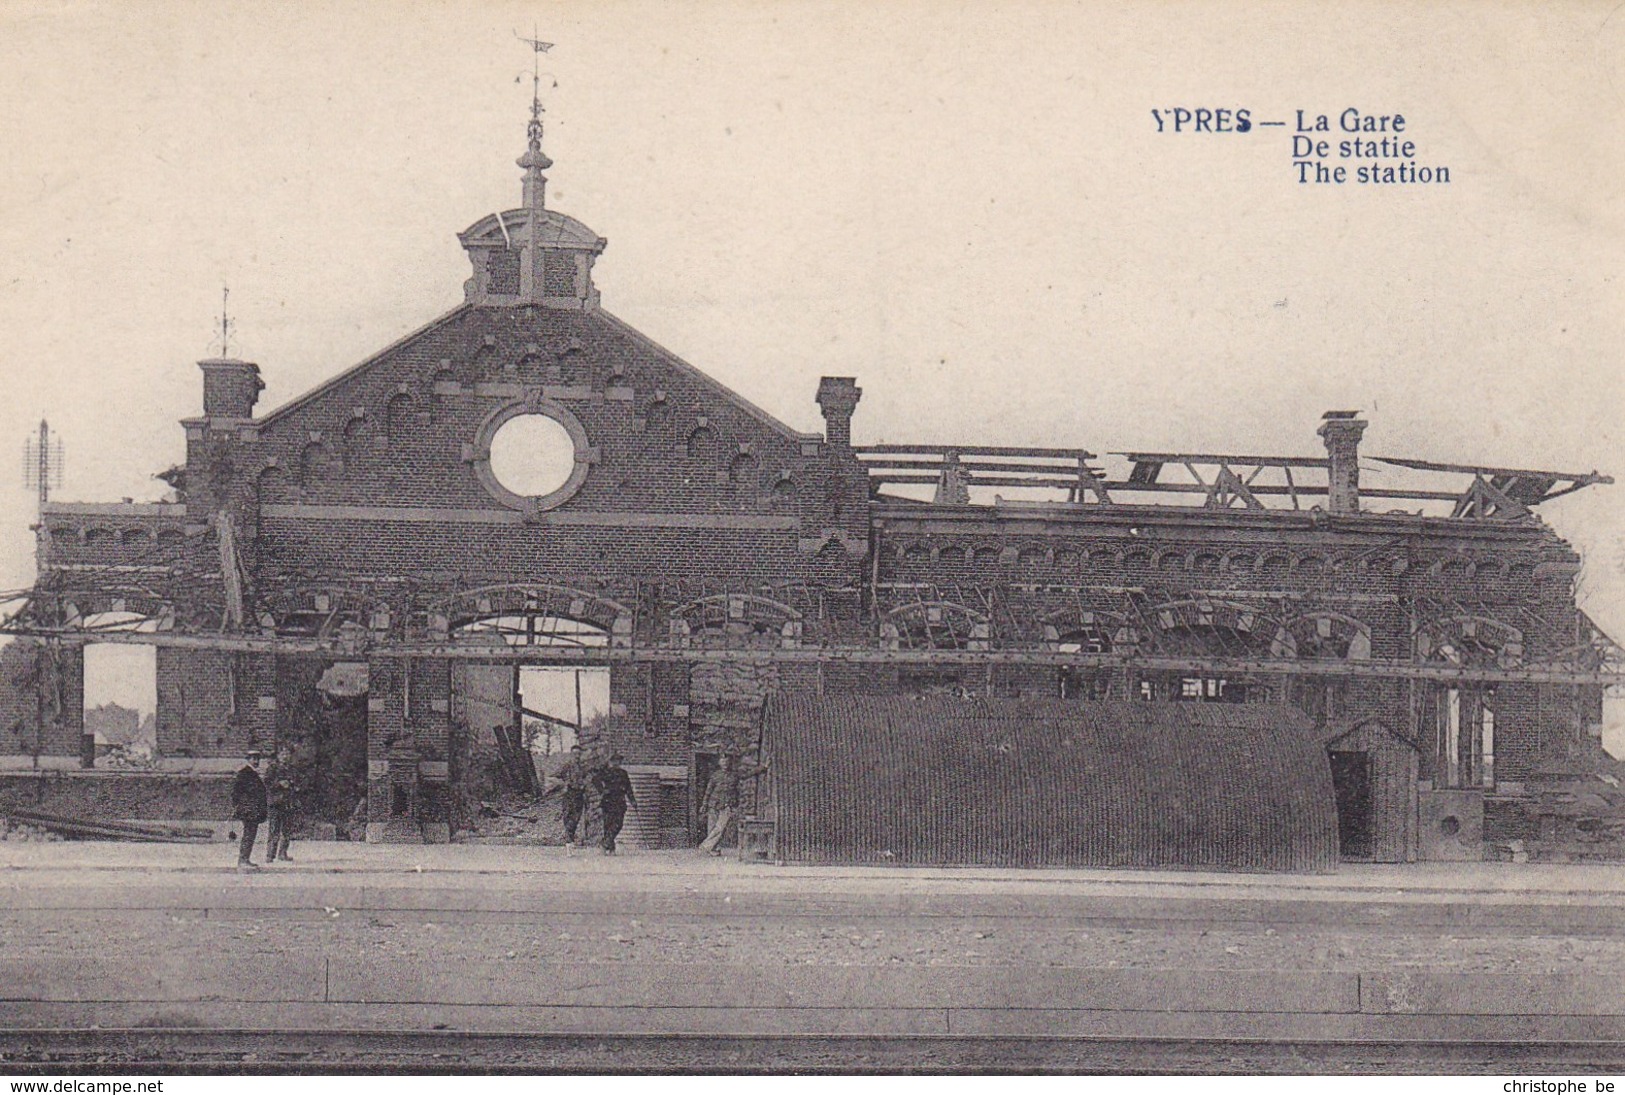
[488,413,578,498]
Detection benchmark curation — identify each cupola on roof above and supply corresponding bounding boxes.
[459,46,606,310]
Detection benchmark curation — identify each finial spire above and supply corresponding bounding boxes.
[217,286,234,358]
[515,29,555,209]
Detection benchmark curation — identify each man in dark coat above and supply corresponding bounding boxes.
[231,749,269,872]
[591,752,637,855]
[264,747,298,863]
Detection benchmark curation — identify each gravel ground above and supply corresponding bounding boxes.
[6,1033,1618,1075]
[8,907,1625,975]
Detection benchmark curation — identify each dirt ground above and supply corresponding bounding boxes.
[7,905,1625,976]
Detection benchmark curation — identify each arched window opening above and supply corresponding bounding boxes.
[342,417,374,472]
[687,426,717,461]
[728,451,760,488]
[299,442,333,490]
[386,394,415,446]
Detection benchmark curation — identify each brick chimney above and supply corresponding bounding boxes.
[816,377,862,450]
[198,358,264,421]
[1318,410,1368,514]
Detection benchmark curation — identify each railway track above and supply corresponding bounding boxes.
[4,1029,1625,1074]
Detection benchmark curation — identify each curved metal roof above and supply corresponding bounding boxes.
[763,695,1338,872]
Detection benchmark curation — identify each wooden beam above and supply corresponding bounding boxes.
[856,444,1097,459]
[1374,455,1612,489]
[1117,452,1332,469]
[2,624,1617,685]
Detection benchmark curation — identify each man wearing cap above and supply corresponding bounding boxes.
[231,749,269,872]
[555,743,592,849]
[590,752,637,855]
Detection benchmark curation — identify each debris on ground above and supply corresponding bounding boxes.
[1,809,213,843]
[461,792,566,843]
[0,817,62,842]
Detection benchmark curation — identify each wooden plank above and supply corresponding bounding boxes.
[856,458,1091,473]
[855,444,1096,459]
[1373,455,1612,485]
[1118,452,1332,468]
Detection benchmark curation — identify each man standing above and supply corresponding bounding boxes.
[699,752,768,856]
[231,749,269,872]
[264,747,297,863]
[591,752,636,855]
[555,743,591,848]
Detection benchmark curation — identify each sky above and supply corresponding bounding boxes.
[0,0,1621,712]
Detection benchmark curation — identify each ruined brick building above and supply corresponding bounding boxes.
[2,97,1620,868]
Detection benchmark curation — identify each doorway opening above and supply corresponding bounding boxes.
[520,665,611,755]
[82,631,157,766]
[1328,750,1374,860]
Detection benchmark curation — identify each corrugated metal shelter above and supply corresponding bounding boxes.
[762,696,1339,872]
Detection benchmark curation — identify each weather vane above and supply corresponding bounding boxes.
[217,286,234,358]
[515,28,556,127]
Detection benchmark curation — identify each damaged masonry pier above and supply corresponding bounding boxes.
[0,82,1617,871]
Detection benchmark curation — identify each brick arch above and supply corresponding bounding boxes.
[342,413,376,471]
[385,391,417,445]
[971,544,1003,568]
[1192,551,1223,574]
[256,584,395,638]
[514,345,544,375]
[1039,607,1137,653]
[1017,545,1050,568]
[1147,598,1275,655]
[686,425,717,461]
[641,394,672,429]
[426,583,633,648]
[1272,611,1373,660]
[1121,548,1153,570]
[1433,556,1473,578]
[881,601,990,651]
[1294,554,1330,577]
[49,588,175,632]
[467,334,498,380]
[728,450,761,488]
[299,441,334,489]
[1085,545,1123,568]
[1416,615,1524,668]
[669,593,803,649]
[553,339,588,381]
[1155,548,1189,572]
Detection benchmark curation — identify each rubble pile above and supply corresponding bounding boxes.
[1486,742,1625,863]
[0,817,62,842]
[461,792,566,843]
[99,744,160,770]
